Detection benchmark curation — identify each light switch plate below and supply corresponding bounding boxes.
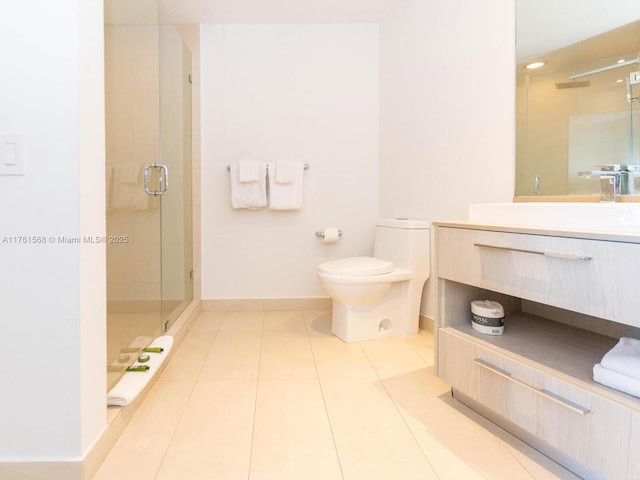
[0,134,25,175]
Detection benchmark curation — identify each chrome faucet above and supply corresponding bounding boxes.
[578,165,623,202]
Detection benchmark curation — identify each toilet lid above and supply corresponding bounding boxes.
[318,257,394,276]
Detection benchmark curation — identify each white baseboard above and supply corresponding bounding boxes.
[419,314,434,333]
[0,461,82,480]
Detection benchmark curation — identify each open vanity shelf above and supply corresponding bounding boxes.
[442,296,640,408]
[435,221,640,480]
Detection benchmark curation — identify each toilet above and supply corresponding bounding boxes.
[317,218,430,342]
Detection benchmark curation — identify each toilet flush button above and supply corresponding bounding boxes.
[0,134,25,175]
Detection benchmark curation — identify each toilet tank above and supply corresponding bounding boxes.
[373,218,430,278]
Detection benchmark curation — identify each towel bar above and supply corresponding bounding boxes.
[226,163,309,171]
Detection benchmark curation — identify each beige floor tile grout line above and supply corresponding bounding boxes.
[151,314,225,480]
[361,339,442,480]
[246,310,265,480]
[304,311,346,480]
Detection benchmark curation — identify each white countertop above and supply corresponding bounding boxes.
[434,202,640,244]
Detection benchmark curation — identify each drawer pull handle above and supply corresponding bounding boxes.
[473,359,591,415]
[474,243,592,262]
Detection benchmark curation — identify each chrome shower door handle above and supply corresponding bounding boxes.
[143,163,169,195]
[143,164,153,194]
[158,164,168,195]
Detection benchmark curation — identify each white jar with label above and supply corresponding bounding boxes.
[471,300,504,335]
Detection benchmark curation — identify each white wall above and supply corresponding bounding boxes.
[200,24,380,299]
[379,0,516,318]
[200,1,516,308]
[0,0,105,466]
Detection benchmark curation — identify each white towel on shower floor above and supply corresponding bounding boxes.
[107,336,174,406]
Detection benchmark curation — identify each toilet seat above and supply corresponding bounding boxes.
[318,256,393,277]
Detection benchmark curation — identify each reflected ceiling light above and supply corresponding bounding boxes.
[617,59,626,64]
[525,61,546,69]
[617,79,624,83]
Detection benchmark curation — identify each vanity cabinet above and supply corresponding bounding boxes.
[435,222,640,480]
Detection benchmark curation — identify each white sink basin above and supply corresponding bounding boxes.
[468,203,640,234]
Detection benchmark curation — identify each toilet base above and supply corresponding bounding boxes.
[330,283,417,342]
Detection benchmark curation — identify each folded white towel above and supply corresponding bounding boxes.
[593,363,640,398]
[275,160,297,184]
[239,160,260,183]
[267,161,304,210]
[107,336,174,407]
[600,337,640,380]
[230,162,267,210]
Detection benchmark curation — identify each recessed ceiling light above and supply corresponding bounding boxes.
[525,61,546,70]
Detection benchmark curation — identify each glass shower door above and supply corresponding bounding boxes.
[104,0,164,390]
[104,0,192,391]
[159,4,193,333]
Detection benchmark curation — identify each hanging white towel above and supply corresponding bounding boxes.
[112,164,151,211]
[275,160,297,184]
[267,161,304,210]
[593,363,640,398]
[230,162,267,210]
[238,160,260,183]
[600,337,640,380]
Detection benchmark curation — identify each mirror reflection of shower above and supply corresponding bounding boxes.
[567,56,640,167]
[515,19,640,196]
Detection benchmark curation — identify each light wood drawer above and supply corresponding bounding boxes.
[537,373,632,480]
[629,415,640,479]
[436,226,640,328]
[439,328,633,479]
[440,329,539,434]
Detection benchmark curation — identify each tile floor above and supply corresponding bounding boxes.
[93,310,580,480]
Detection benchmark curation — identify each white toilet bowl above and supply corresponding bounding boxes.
[317,257,411,305]
[317,219,430,342]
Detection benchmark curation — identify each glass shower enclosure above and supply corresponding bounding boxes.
[104,0,193,390]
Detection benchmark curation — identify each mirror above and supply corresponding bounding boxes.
[516,0,640,197]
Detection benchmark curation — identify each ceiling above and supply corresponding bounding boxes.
[160,0,409,25]
[114,0,640,63]
[516,0,640,62]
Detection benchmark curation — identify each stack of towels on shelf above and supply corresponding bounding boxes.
[593,337,640,397]
[229,160,304,210]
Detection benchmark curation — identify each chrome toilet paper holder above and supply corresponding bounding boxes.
[315,229,342,238]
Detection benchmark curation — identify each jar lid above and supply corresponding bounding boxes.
[471,300,504,318]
